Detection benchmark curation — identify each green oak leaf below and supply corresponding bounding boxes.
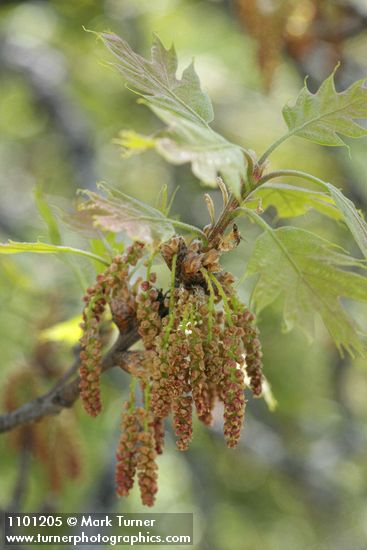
[100,32,214,124]
[152,106,246,192]
[245,223,367,356]
[283,68,367,148]
[247,182,342,220]
[99,32,246,196]
[99,33,214,124]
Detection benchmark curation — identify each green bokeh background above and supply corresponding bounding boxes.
[1,1,367,549]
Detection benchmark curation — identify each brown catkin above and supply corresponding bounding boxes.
[150,286,188,418]
[150,417,165,455]
[79,288,106,416]
[189,323,210,418]
[115,403,140,497]
[137,425,159,506]
[182,290,211,419]
[167,327,193,450]
[166,327,190,398]
[220,321,246,449]
[172,393,193,451]
[203,322,225,387]
[167,289,195,451]
[116,402,160,506]
[150,332,173,419]
[237,308,264,396]
[197,381,217,426]
[136,279,162,350]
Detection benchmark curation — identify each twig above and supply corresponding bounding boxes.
[0,328,142,434]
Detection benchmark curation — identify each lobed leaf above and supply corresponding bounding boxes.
[99,32,246,196]
[247,182,342,220]
[283,68,367,148]
[100,32,214,125]
[244,219,367,356]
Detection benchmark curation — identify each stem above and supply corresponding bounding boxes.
[205,195,239,248]
[241,147,255,188]
[209,273,233,326]
[163,253,178,345]
[203,153,261,248]
[258,132,293,165]
[166,219,208,240]
[145,251,156,280]
[257,169,326,189]
[132,216,207,241]
[129,376,137,413]
[200,268,215,342]
[240,207,271,231]
[228,291,240,314]
[180,302,191,336]
[143,384,150,431]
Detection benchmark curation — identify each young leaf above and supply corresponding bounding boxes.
[247,183,342,220]
[99,32,246,196]
[244,218,367,356]
[155,184,179,216]
[0,241,109,266]
[283,68,367,148]
[100,32,214,124]
[77,184,205,245]
[78,186,174,245]
[114,130,156,158]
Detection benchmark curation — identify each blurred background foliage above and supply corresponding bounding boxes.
[1,1,367,549]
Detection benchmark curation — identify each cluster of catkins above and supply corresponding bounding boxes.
[79,236,264,506]
[115,397,162,506]
[79,242,144,416]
